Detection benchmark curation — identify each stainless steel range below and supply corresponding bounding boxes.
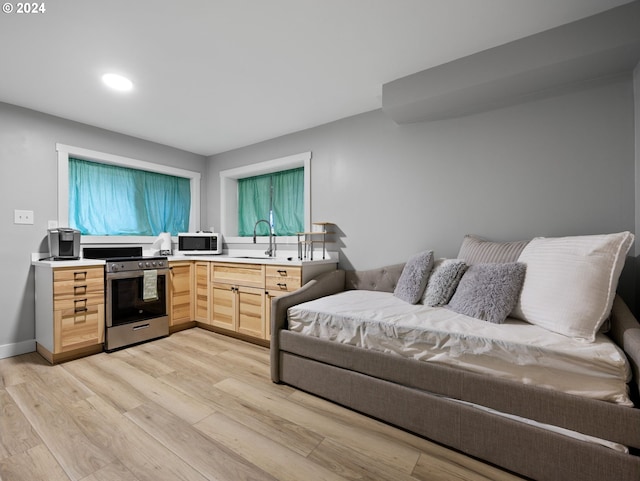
[84,247,170,351]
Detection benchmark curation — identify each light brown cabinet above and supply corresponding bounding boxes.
[265,265,302,293]
[211,263,266,338]
[194,261,210,323]
[34,257,336,360]
[264,265,302,339]
[35,264,105,364]
[168,261,194,330]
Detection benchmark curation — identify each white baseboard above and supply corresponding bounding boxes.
[0,339,36,359]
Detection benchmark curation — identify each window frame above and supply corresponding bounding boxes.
[220,151,311,244]
[57,143,201,244]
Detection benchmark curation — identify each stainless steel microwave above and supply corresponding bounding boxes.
[177,232,223,255]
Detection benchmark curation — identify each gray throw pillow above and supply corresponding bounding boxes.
[447,262,526,324]
[393,250,434,304]
[421,259,468,307]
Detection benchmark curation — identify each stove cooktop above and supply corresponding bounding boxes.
[83,247,167,272]
[83,246,144,260]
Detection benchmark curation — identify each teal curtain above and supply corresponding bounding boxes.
[238,173,271,236]
[69,158,191,236]
[272,168,304,236]
[237,167,304,236]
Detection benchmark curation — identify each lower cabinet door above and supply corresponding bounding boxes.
[211,283,236,331]
[265,290,289,339]
[54,304,104,353]
[194,262,210,323]
[236,286,265,339]
[169,261,194,326]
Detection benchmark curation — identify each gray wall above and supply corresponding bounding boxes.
[0,102,207,356]
[1,70,637,357]
[207,76,636,272]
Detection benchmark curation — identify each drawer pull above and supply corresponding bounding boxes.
[74,285,87,293]
[74,299,88,313]
[133,324,150,331]
[277,269,287,275]
[277,283,287,289]
[74,271,88,281]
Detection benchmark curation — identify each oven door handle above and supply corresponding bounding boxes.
[106,268,169,280]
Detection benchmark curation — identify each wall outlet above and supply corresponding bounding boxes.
[14,209,34,225]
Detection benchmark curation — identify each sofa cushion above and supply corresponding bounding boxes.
[393,251,434,304]
[448,262,526,324]
[421,259,468,307]
[513,232,634,341]
[345,263,405,293]
[458,234,529,265]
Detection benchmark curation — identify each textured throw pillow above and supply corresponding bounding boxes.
[457,235,529,265]
[513,231,634,341]
[447,262,526,324]
[393,250,434,304]
[421,259,468,307]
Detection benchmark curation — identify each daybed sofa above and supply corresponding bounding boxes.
[270,233,640,481]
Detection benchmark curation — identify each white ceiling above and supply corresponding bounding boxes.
[0,0,633,156]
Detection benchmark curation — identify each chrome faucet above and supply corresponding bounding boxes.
[253,219,275,257]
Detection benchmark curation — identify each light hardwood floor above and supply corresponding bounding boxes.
[0,329,525,481]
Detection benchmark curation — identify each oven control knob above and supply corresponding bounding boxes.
[145,262,151,267]
[110,264,118,272]
[152,261,157,267]
[138,262,143,268]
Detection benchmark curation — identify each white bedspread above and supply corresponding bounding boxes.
[288,290,632,406]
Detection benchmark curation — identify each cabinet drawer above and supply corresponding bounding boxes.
[212,263,265,288]
[54,267,104,300]
[53,278,104,299]
[265,265,301,292]
[265,265,301,278]
[54,303,104,353]
[54,293,104,311]
[54,267,104,283]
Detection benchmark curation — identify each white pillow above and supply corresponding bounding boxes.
[513,231,634,341]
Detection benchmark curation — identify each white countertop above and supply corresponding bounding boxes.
[167,252,337,266]
[31,255,106,268]
[32,251,338,268]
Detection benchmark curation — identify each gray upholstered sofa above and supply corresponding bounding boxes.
[270,237,640,481]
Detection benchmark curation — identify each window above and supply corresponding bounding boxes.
[57,144,201,243]
[238,167,304,236]
[69,158,191,236]
[219,152,311,241]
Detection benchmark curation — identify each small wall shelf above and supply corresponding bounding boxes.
[297,222,333,260]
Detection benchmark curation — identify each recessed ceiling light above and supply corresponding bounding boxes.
[102,73,133,92]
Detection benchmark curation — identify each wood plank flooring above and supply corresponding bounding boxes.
[0,328,525,481]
